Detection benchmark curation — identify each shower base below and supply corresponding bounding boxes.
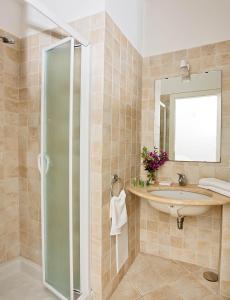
[0,257,57,300]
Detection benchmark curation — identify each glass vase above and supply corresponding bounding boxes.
[147,171,157,185]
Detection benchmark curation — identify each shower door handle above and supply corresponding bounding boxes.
[44,154,50,174]
[37,153,50,175]
[37,153,42,174]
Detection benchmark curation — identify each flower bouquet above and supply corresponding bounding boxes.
[141,146,168,185]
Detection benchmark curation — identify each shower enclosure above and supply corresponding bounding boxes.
[26,0,92,298]
[40,36,90,300]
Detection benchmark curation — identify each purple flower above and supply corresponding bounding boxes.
[141,146,168,172]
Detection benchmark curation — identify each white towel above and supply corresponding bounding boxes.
[199,178,230,192]
[110,190,127,236]
[199,185,230,198]
[199,178,230,198]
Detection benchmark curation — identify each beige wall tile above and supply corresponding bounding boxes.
[0,30,20,264]
[99,13,142,299]
[141,39,230,298]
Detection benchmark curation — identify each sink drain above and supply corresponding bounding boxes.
[203,271,218,282]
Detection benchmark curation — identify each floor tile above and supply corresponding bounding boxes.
[110,275,141,300]
[175,260,203,274]
[5,254,224,300]
[146,255,185,284]
[175,260,219,295]
[127,254,150,275]
[193,267,219,295]
[171,274,211,300]
[0,271,58,300]
[127,266,164,296]
[141,285,183,300]
[111,254,224,300]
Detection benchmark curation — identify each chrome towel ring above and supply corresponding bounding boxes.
[111,174,124,197]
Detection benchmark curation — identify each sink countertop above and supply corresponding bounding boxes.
[127,183,230,206]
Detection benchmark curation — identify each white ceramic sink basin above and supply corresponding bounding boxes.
[151,190,210,200]
[148,190,211,217]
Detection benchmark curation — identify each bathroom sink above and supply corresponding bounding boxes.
[127,184,230,229]
[148,190,211,217]
[150,190,210,200]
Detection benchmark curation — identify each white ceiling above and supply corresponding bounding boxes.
[1,0,143,53]
[0,0,23,37]
[0,0,105,38]
[142,0,230,56]
[1,0,230,57]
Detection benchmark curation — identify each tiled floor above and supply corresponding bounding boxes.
[0,271,58,300]
[111,254,226,300]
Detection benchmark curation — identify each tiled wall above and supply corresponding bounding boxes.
[220,203,230,297]
[141,41,230,270]
[99,14,142,299]
[140,201,221,269]
[85,13,142,299]
[0,29,20,263]
[19,32,43,264]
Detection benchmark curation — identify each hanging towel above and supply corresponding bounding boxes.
[199,178,230,197]
[110,189,127,236]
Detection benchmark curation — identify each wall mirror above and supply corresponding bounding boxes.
[154,70,221,162]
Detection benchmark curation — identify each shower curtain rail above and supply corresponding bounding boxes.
[24,0,89,47]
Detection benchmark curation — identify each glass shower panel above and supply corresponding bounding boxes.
[73,46,81,292]
[44,40,73,299]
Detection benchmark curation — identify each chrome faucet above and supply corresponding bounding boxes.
[177,173,187,186]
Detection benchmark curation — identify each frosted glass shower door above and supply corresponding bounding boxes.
[41,37,79,300]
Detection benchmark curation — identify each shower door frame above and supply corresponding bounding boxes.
[40,37,91,300]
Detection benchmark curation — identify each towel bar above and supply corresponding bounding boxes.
[111,174,124,197]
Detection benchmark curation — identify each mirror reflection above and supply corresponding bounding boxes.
[154,70,221,162]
